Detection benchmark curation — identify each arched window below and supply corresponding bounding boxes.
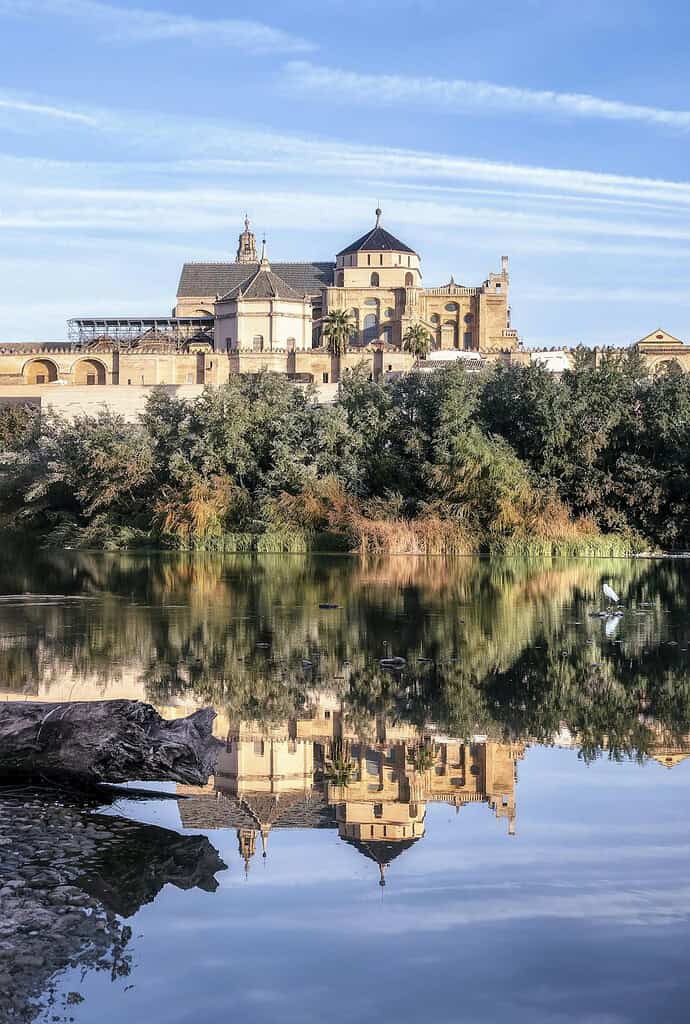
[464,313,474,324]
[252,335,264,352]
[363,313,378,344]
[430,314,440,324]
[370,272,380,287]
[349,309,360,346]
[405,272,414,287]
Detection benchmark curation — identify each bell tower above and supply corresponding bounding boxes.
[236,214,257,264]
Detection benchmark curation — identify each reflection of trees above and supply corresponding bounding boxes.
[4,548,690,759]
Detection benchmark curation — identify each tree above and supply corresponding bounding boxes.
[322,309,354,358]
[403,322,432,360]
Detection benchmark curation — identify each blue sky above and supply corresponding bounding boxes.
[2,0,690,345]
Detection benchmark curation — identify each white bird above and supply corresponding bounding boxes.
[602,581,620,605]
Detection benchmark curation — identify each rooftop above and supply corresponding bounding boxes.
[337,209,416,257]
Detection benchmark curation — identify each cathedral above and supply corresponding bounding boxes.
[175,210,518,356]
[1,210,689,417]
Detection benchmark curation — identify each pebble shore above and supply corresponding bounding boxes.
[0,787,226,1023]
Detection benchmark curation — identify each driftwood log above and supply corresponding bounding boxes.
[0,700,222,784]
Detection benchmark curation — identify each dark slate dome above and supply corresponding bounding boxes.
[336,209,416,257]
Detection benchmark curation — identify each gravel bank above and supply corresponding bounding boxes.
[0,787,227,1022]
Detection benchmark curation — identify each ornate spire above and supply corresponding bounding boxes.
[375,206,382,228]
[236,214,257,264]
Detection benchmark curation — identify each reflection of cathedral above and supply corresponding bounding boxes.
[177,697,525,885]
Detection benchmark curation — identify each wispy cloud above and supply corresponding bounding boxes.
[0,95,97,125]
[4,89,690,212]
[0,0,315,53]
[286,60,690,130]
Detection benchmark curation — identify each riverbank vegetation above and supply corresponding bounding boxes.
[1,350,688,552]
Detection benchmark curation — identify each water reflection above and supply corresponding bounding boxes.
[178,698,524,884]
[3,550,690,763]
[4,552,690,1022]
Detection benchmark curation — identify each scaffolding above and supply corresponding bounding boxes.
[67,316,213,346]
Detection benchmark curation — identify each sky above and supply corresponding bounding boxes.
[2,0,690,345]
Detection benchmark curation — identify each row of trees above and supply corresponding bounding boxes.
[2,350,690,551]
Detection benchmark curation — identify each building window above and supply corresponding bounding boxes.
[325,710,331,719]
[367,254,371,266]
[370,272,380,287]
[86,374,95,386]
[385,307,394,318]
[127,379,132,385]
[387,364,392,371]
[445,302,459,312]
[363,313,378,343]
[252,335,264,352]
[430,314,440,324]
[379,254,383,265]
[496,283,502,291]
[322,372,329,383]
[407,256,411,266]
[36,374,45,384]
[464,313,474,324]
[374,804,383,818]
[463,331,473,350]
[405,272,414,287]
[254,740,265,756]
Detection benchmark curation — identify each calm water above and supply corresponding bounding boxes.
[4,551,690,1023]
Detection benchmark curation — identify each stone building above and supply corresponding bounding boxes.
[3,210,690,417]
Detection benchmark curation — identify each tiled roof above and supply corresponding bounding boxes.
[223,266,303,301]
[337,226,416,257]
[177,791,335,830]
[177,262,334,299]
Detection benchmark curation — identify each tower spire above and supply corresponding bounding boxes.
[236,214,257,264]
[375,206,382,228]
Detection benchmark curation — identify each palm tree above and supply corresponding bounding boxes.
[322,309,354,383]
[403,322,432,360]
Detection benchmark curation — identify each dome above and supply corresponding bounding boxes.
[336,209,416,258]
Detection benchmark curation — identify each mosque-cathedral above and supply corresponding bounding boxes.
[177,694,524,886]
[2,210,690,416]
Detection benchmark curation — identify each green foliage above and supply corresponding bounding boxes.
[322,308,354,358]
[403,322,432,359]
[3,358,690,551]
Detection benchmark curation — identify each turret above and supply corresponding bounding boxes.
[236,214,257,264]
